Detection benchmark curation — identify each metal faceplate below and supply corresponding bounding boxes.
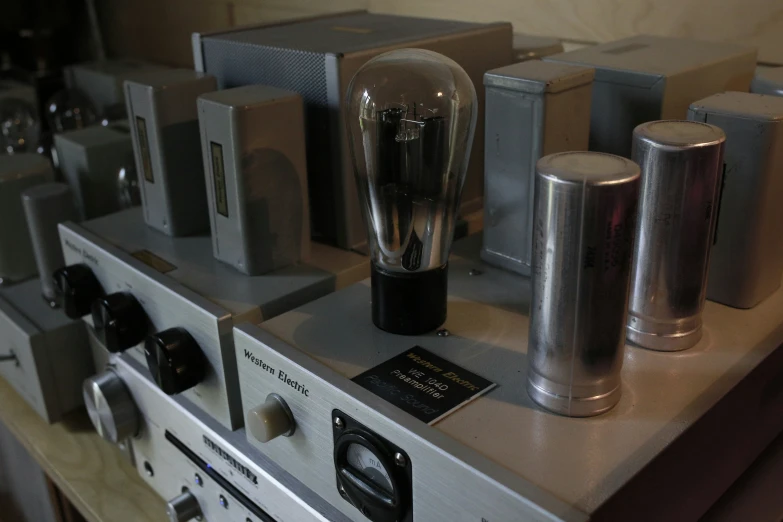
[236,234,783,521]
[59,208,368,430]
[114,355,349,522]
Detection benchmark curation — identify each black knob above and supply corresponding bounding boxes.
[145,328,206,395]
[53,264,104,318]
[91,292,148,353]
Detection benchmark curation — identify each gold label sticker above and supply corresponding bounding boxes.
[131,250,176,274]
[210,141,228,217]
[136,116,154,183]
[331,26,373,34]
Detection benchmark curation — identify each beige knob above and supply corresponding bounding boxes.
[247,393,295,443]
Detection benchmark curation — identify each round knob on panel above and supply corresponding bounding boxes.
[53,264,104,319]
[247,393,295,443]
[166,490,202,522]
[91,292,148,353]
[83,370,139,444]
[145,328,206,395]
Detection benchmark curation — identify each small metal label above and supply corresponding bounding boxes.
[210,141,228,217]
[352,346,496,425]
[131,249,176,274]
[135,116,154,183]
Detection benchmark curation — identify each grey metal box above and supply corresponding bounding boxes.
[688,92,783,308]
[482,61,594,275]
[198,85,310,275]
[546,35,757,157]
[751,67,783,97]
[112,355,349,522]
[193,12,513,250]
[0,154,54,283]
[236,233,783,522]
[59,208,368,430]
[125,70,217,237]
[53,121,135,220]
[0,279,92,423]
[64,59,169,114]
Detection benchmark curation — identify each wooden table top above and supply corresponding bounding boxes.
[0,377,166,522]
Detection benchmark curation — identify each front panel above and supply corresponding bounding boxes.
[59,221,242,429]
[114,356,350,522]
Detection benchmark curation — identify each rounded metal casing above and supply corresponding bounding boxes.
[166,490,202,522]
[83,370,139,443]
[527,151,640,417]
[22,183,78,301]
[628,120,726,351]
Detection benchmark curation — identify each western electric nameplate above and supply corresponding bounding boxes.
[352,346,496,424]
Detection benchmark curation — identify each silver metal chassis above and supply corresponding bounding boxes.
[59,208,367,430]
[235,234,783,521]
[114,355,349,522]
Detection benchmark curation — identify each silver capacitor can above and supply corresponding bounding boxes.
[528,151,640,417]
[628,121,726,351]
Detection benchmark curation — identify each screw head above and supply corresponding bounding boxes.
[469,268,483,276]
[333,417,345,430]
[437,329,450,337]
[194,473,203,487]
[394,452,407,467]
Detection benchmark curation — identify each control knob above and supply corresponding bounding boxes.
[145,328,206,395]
[91,292,148,352]
[53,264,104,318]
[83,370,139,443]
[247,393,295,443]
[166,489,203,522]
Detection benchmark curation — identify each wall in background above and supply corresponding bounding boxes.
[99,0,783,66]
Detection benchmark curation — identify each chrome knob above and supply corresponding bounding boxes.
[166,490,202,522]
[83,370,139,443]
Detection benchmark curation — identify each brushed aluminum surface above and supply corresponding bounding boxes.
[545,35,755,157]
[482,61,593,276]
[60,208,367,429]
[197,85,310,276]
[688,92,783,309]
[113,355,348,522]
[528,152,639,417]
[0,278,91,423]
[236,233,783,520]
[194,12,513,250]
[125,70,216,237]
[628,121,726,351]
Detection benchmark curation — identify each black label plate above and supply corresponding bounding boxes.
[352,346,496,425]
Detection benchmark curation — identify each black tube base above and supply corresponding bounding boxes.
[371,262,448,336]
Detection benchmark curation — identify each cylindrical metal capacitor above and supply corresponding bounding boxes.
[22,183,79,302]
[527,151,640,417]
[627,120,726,351]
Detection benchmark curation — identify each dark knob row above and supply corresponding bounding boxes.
[53,263,206,395]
